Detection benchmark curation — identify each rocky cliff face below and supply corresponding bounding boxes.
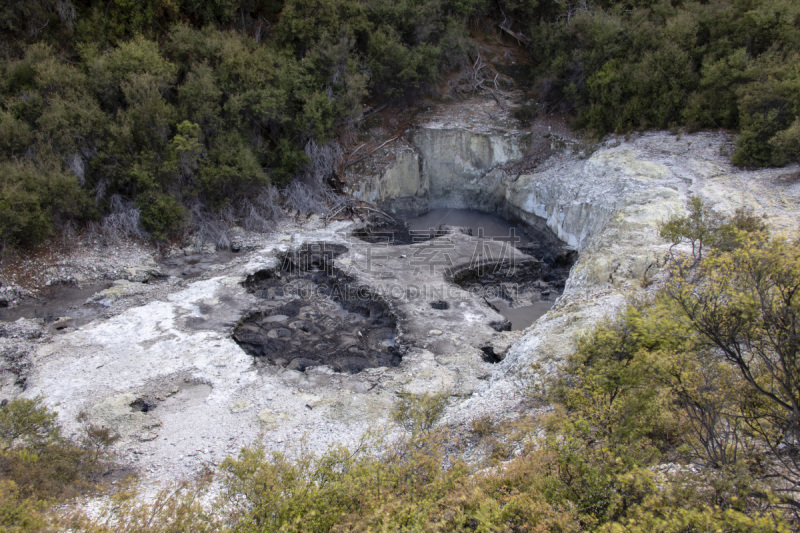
[346,122,528,216]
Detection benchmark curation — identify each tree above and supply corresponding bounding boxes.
[665,232,800,507]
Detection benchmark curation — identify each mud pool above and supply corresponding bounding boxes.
[233,212,572,374]
[352,208,577,332]
[231,208,576,376]
[233,243,401,373]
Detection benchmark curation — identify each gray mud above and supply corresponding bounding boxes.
[0,281,112,327]
[234,243,402,374]
[158,251,239,279]
[451,256,571,331]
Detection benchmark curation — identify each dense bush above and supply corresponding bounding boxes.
[2,1,799,248]
[0,159,92,251]
[506,0,800,166]
[0,0,484,248]
[0,397,116,531]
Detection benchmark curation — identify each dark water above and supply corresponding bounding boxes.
[487,299,554,331]
[405,208,533,245]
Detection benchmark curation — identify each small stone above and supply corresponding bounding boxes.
[428,329,443,336]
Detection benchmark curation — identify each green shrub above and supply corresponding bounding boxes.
[0,160,92,250]
[0,111,33,157]
[137,192,187,240]
[0,479,46,532]
[89,35,176,112]
[770,117,800,164]
[0,398,112,504]
[391,390,450,432]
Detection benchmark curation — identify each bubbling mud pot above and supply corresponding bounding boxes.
[451,257,572,331]
[233,243,402,374]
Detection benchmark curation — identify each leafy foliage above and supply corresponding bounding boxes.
[0,398,116,531]
[0,158,92,251]
[0,0,482,247]
[391,390,450,432]
[549,198,800,524]
[508,0,800,166]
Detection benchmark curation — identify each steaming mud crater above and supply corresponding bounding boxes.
[3,105,798,489]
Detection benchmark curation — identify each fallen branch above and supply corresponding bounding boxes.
[488,89,507,110]
[499,24,531,45]
[368,134,402,156]
[343,135,402,169]
[360,104,388,121]
[342,143,367,169]
[324,204,347,226]
[356,205,396,223]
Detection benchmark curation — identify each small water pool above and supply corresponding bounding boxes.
[405,208,534,245]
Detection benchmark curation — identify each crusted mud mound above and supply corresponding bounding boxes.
[234,243,401,373]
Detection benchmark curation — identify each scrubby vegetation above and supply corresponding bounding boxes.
[512,0,800,168]
[1,1,799,249]
[0,397,116,530]
[0,0,481,250]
